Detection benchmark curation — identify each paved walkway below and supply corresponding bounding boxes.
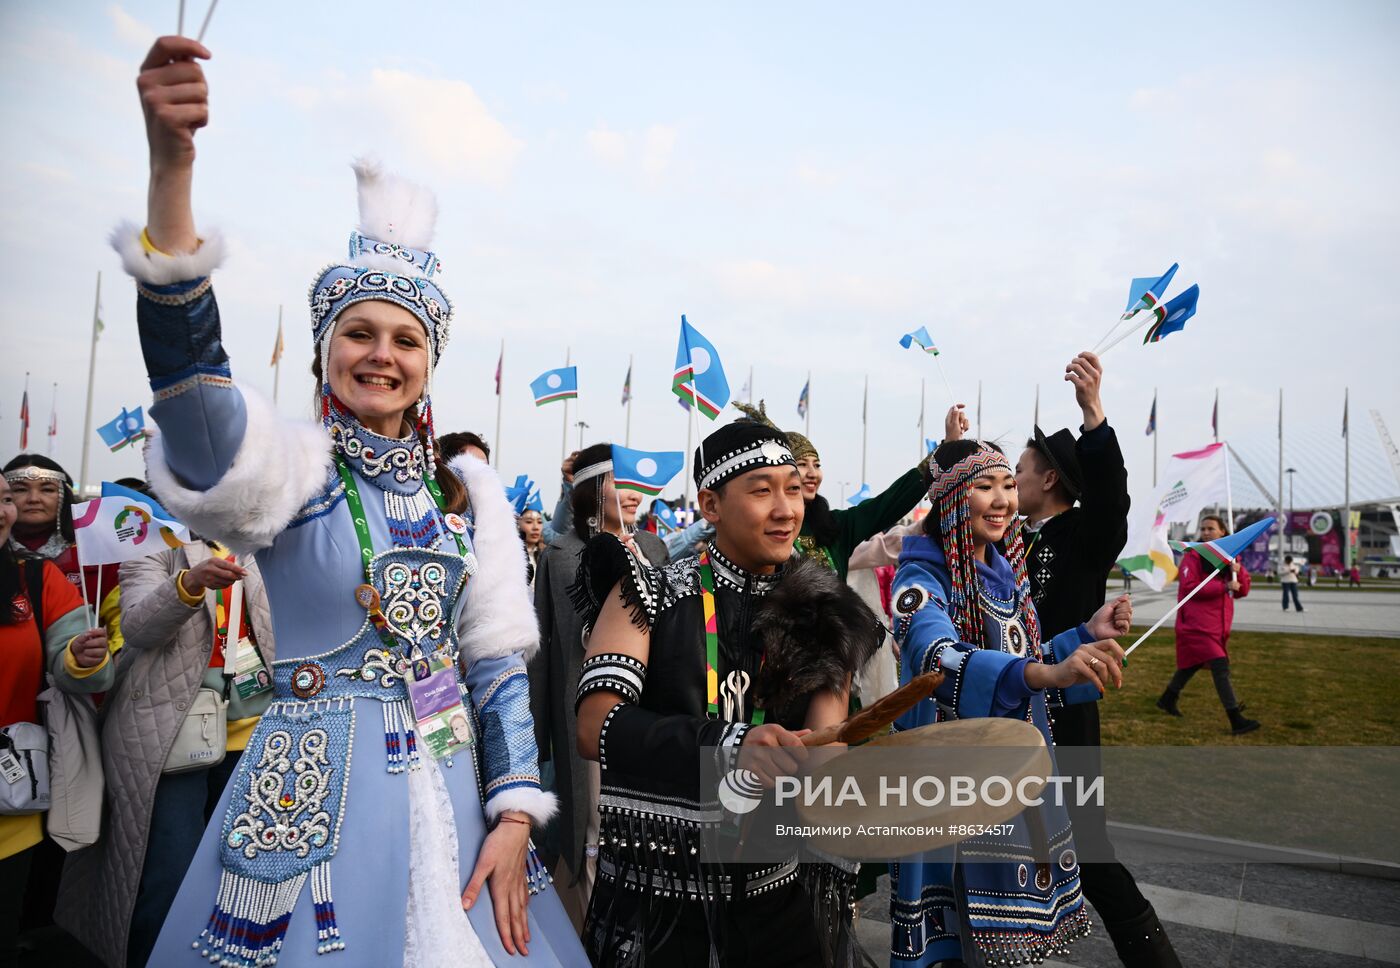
[1121,586,1400,638]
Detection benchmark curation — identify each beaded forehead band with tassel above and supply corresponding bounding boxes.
[3,466,70,485]
[929,445,1039,653]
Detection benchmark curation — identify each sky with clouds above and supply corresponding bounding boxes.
[3,1,1398,514]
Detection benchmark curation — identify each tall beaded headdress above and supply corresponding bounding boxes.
[929,444,1040,653]
[307,160,454,466]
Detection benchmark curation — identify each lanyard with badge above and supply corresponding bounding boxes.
[214,561,272,702]
[698,549,765,726]
[335,455,474,757]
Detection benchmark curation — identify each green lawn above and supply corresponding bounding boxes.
[1099,627,1400,746]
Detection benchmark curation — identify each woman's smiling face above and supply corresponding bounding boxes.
[326,301,429,436]
[966,468,1018,546]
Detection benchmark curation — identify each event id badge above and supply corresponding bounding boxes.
[231,636,272,701]
[406,655,474,759]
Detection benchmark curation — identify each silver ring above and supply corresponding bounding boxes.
[1088,657,1101,668]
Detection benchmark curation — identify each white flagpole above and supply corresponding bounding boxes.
[1224,440,1234,531]
[91,554,104,632]
[933,355,956,409]
[1097,313,1157,356]
[494,339,504,467]
[684,414,694,509]
[918,378,925,462]
[861,375,869,484]
[561,347,571,461]
[47,382,57,455]
[1034,383,1040,428]
[1277,388,1285,578]
[1124,568,1222,658]
[805,370,811,437]
[75,531,94,627]
[1344,388,1352,571]
[976,380,982,440]
[78,271,101,495]
[178,0,186,35]
[195,0,219,43]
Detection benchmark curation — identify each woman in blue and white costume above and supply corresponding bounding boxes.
[888,439,1132,967]
[123,37,588,968]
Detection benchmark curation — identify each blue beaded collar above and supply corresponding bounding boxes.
[328,404,426,496]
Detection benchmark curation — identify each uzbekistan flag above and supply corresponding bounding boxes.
[1122,263,1179,321]
[1144,284,1200,344]
[671,316,730,419]
[1170,517,1275,570]
[530,366,578,406]
[611,445,684,496]
[898,326,939,355]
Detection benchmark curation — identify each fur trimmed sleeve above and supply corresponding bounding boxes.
[144,388,333,555]
[449,455,540,663]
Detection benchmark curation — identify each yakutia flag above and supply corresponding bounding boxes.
[1117,442,1229,590]
[671,316,730,419]
[611,445,684,496]
[1144,285,1200,344]
[72,492,189,566]
[1171,516,1276,569]
[530,367,578,406]
[1122,263,1179,321]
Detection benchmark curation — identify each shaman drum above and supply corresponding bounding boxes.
[793,718,1051,860]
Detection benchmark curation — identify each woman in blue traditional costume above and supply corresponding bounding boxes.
[121,36,588,968]
[889,439,1132,967]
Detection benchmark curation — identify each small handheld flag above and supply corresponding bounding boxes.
[847,483,872,506]
[1124,517,1276,657]
[797,380,810,418]
[1122,263,1180,320]
[1144,284,1200,344]
[925,438,939,454]
[672,316,730,420]
[72,491,190,566]
[530,367,579,406]
[503,474,542,515]
[650,498,680,533]
[1169,516,1275,570]
[96,407,148,452]
[898,327,939,355]
[611,445,684,496]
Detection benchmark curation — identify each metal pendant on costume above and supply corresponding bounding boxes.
[719,670,753,722]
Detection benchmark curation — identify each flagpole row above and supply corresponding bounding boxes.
[1123,568,1222,658]
[78,271,102,495]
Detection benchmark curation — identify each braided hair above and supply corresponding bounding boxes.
[923,440,1040,654]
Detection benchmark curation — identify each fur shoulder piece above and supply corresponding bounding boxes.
[752,557,884,721]
[449,454,540,662]
[144,387,332,554]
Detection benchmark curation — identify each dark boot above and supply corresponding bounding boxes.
[1227,706,1260,735]
[1106,904,1182,968]
[1156,688,1182,717]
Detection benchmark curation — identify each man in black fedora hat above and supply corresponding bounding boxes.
[1013,350,1181,967]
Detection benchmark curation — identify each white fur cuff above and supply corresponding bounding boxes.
[111,220,227,286]
[145,387,332,555]
[485,787,558,826]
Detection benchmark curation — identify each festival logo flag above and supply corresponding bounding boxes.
[72,491,190,565]
[621,362,632,406]
[1144,285,1200,344]
[650,498,680,533]
[797,379,810,418]
[18,386,29,449]
[1117,442,1230,589]
[1145,394,1157,436]
[96,407,148,452]
[269,319,285,366]
[898,326,940,355]
[529,366,578,406]
[1170,517,1276,570]
[1121,263,1180,320]
[847,483,873,506]
[671,316,730,419]
[611,445,685,496]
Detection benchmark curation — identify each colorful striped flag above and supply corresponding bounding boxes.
[621,362,632,406]
[96,407,147,452]
[1145,394,1156,436]
[529,367,578,406]
[898,326,939,355]
[671,316,730,420]
[611,445,684,496]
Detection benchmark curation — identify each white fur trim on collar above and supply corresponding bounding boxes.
[450,454,541,662]
[145,387,332,555]
[110,220,227,286]
[484,786,558,826]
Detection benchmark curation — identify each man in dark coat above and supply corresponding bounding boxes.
[1013,350,1181,968]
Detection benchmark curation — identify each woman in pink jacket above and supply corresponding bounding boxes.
[1157,515,1261,735]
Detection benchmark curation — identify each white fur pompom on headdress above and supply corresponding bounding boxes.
[353,157,437,251]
